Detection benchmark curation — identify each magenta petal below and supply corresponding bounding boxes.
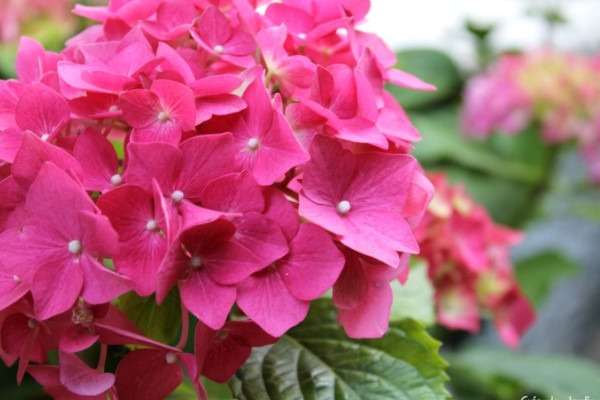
[195,7,232,48]
[196,95,247,124]
[15,83,70,139]
[124,141,182,193]
[73,129,118,192]
[59,326,99,353]
[280,224,344,301]
[387,68,436,92]
[237,270,309,337]
[180,271,236,330]
[33,259,83,321]
[80,257,130,305]
[115,349,182,400]
[199,172,264,214]
[230,213,289,277]
[119,89,160,128]
[79,211,119,259]
[0,128,24,163]
[177,132,239,199]
[16,37,48,83]
[151,79,196,131]
[12,133,83,189]
[59,351,115,397]
[98,185,167,296]
[263,188,300,241]
[0,270,30,311]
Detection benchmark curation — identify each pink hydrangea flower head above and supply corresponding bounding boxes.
[0,0,447,394]
[417,173,534,346]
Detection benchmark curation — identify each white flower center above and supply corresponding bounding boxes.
[165,352,177,364]
[108,105,119,113]
[246,137,260,151]
[68,240,82,255]
[146,219,158,231]
[40,134,50,142]
[213,44,224,54]
[336,200,351,215]
[171,190,184,203]
[110,174,123,186]
[190,256,203,268]
[157,111,171,123]
[336,27,349,37]
[297,32,307,40]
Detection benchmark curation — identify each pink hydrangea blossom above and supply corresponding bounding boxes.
[416,174,535,347]
[462,51,600,184]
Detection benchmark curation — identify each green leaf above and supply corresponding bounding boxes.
[230,299,450,400]
[515,251,579,308]
[115,290,181,345]
[389,49,462,110]
[411,106,548,185]
[390,260,435,326]
[449,348,600,399]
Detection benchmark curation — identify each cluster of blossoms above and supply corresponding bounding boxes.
[0,0,439,398]
[415,174,535,348]
[462,51,600,183]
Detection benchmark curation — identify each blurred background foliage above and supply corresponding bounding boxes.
[1,0,600,399]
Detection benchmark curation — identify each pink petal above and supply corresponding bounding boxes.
[180,270,236,330]
[196,95,247,124]
[59,351,115,397]
[177,133,239,200]
[0,128,23,163]
[280,224,344,301]
[59,326,99,353]
[237,269,309,337]
[151,79,196,131]
[80,257,130,305]
[73,129,118,192]
[15,83,69,139]
[32,260,83,321]
[190,75,242,97]
[494,290,535,348]
[12,133,83,189]
[119,89,161,129]
[156,43,195,84]
[387,68,436,92]
[229,213,289,280]
[199,172,264,213]
[97,185,168,296]
[0,270,30,311]
[436,286,480,332]
[263,188,300,241]
[195,323,250,383]
[116,349,182,400]
[195,7,232,47]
